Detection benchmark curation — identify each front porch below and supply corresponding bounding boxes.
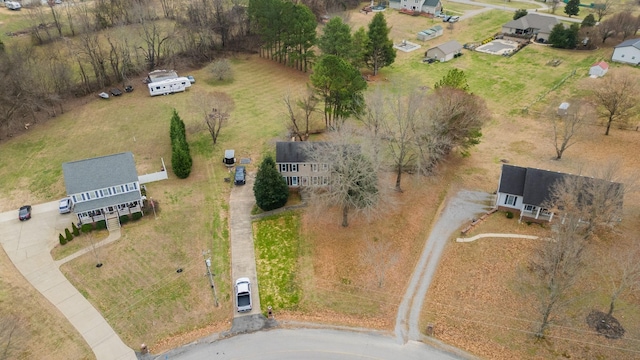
[519,206,553,223]
[77,200,143,224]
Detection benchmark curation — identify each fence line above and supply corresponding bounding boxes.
[522,69,577,114]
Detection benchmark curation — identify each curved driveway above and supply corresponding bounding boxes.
[0,202,135,360]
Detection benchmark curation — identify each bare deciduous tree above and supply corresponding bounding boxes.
[611,12,638,40]
[284,86,318,141]
[303,126,383,227]
[194,91,235,145]
[138,13,171,71]
[592,71,638,135]
[601,241,640,316]
[526,217,586,339]
[547,100,593,160]
[549,0,561,14]
[209,59,233,81]
[591,0,614,22]
[360,237,398,288]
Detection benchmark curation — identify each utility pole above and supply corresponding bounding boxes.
[202,250,219,307]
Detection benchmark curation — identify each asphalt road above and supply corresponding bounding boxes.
[162,329,463,360]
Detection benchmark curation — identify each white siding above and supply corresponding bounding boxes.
[612,47,640,65]
[496,192,521,210]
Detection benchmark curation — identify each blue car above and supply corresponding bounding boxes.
[235,166,246,185]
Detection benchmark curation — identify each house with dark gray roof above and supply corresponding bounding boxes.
[275,142,329,188]
[425,40,462,62]
[496,164,623,223]
[501,13,560,42]
[62,152,143,227]
[611,38,640,65]
[389,0,442,14]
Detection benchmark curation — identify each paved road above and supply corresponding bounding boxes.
[163,328,464,360]
[448,0,582,23]
[0,202,136,360]
[395,190,493,343]
[229,172,262,317]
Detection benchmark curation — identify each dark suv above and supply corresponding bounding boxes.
[234,166,246,185]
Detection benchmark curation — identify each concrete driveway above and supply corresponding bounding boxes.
[0,202,135,360]
[229,172,262,317]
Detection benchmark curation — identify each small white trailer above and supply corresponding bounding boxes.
[147,77,192,96]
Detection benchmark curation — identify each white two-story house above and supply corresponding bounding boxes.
[389,0,442,14]
[62,152,143,226]
[276,142,329,188]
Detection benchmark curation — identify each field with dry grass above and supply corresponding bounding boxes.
[1,3,640,359]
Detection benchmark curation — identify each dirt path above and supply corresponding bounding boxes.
[395,190,493,343]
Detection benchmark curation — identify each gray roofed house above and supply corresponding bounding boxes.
[62,152,143,227]
[276,141,330,188]
[495,164,623,223]
[501,13,560,42]
[611,38,640,65]
[425,40,463,62]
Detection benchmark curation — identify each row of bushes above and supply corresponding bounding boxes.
[58,212,143,246]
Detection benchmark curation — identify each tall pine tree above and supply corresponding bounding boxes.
[364,13,396,76]
[253,155,289,211]
[564,0,580,17]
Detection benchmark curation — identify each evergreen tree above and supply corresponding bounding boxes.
[72,222,80,236]
[350,27,369,69]
[172,144,192,179]
[364,13,396,76]
[513,9,528,20]
[434,68,470,92]
[548,23,568,48]
[564,0,580,17]
[581,14,596,28]
[311,55,367,129]
[253,155,289,211]
[169,109,192,179]
[65,228,73,242]
[59,233,67,245]
[318,17,353,58]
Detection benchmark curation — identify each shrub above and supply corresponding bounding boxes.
[72,222,80,236]
[506,211,514,219]
[132,212,143,221]
[65,228,73,242]
[119,215,130,224]
[96,220,107,230]
[81,223,94,233]
[59,233,67,245]
[209,59,234,81]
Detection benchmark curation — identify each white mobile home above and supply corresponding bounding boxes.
[147,77,191,96]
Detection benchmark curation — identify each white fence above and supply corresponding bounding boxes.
[138,158,169,184]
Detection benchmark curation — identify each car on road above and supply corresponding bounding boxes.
[234,166,246,185]
[59,198,72,214]
[235,278,252,312]
[19,205,32,221]
[110,88,123,96]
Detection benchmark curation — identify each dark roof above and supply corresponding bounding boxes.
[73,192,141,213]
[424,0,441,6]
[276,142,309,163]
[432,40,462,55]
[63,152,139,194]
[499,164,623,208]
[498,164,527,196]
[614,38,640,49]
[521,167,565,206]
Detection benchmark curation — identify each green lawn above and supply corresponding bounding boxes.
[254,211,302,312]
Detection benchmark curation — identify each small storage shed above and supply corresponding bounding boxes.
[425,40,463,62]
[589,61,609,77]
[558,102,570,116]
[417,25,443,41]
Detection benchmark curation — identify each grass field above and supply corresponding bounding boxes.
[1,3,640,358]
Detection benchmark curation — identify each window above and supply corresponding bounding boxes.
[524,205,537,212]
[312,176,319,185]
[301,177,308,186]
[95,191,100,198]
[72,195,78,203]
[291,177,298,186]
[291,164,298,172]
[504,195,517,206]
[311,164,318,172]
[321,164,329,172]
[322,176,329,185]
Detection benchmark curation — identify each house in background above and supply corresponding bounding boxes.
[611,38,640,65]
[389,0,442,14]
[62,152,143,228]
[425,40,462,62]
[501,13,560,42]
[275,142,329,188]
[417,25,443,41]
[495,164,623,223]
[589,61,609,77]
